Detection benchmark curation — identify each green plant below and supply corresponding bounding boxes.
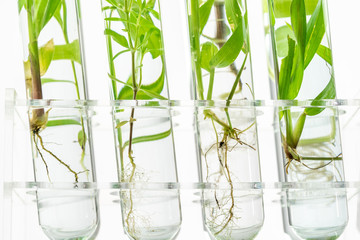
[189,0,260,237]
[102,0,178,236]
[19,0,89,182]
[268,0,342,173]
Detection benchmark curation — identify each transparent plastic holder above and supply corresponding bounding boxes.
[3,90,360,239]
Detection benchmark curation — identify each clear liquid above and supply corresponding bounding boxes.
[288,190,348,240]
[125,225,181,240]
[208,224,263,240]
[37,189,99,240]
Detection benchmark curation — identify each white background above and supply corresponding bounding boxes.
[1,0,360,239]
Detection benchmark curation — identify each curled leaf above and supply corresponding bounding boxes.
[78,130,87,149]
[200,42,218,72]
[39,39,55,76]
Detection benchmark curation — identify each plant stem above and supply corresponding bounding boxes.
[106,9,118,99]
[191,0,204,100]
[224,53,248,129]
[128,51,138,183]
[284,109,295,148]
[123,0,138,233]
[27,0,44,117]
[296,156,343,161]
[207,69,215,100]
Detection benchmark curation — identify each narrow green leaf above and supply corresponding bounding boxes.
[304,0,325,68]
[278,37,295,99]
[102,6,118,11]
[209,25,244,68]
[105,0,121,8]
[289,47,304,99]
[46,119,81,127]
[53,39,81,63]
[291,0,307,58]
[148,9,160,20]
[138,89,167,100]
[53,3,63,29]
[40,0,62,32]
[34,0,62,36]
[317,45,332,65]
[123,129,172,148]
[304,76,335,116]
[18,0,26,13]
[41,78,75,85]
[200,42,218,72]
[34,0,48,34]
[104,17,128,22]
[199,0,215,34]
[225,0,243,31]
[104,29,129,48]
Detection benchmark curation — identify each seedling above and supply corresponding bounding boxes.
[20,0,89,182]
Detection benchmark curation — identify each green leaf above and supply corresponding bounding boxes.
[104,17,129,22]
[291,0,307,58]
[40,0,62,32]
[46,119,81,127]
[304,0,325,68]
[41,78,75,85]
[105,0,122,8]
[209,25,244,68]
[78,130,87,149]
[53,39,81,63]
[34,0,62,36]
[53,3,63,29]
[18,0,26,13]
[278,37,295,99]
[199,0,215,34]
[118,65,167,100]
[109,73,167,100]
[273,0,319,18]
[317,45,332,65]
[102,6,118,11]
[146,0,156,9]
[275,25,295,57]
[200,42,218,72]
[39,39,55,76]
[123,129,172,148]
[225,0,243,31]
[148,9,160,20]
[304,76,335,116]
[141,24,162,59]
[289,47,304,99]
[104,29,129,48]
